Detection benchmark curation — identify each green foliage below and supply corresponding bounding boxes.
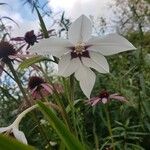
[18,56,53,70]
[0,0,150,149]
[38,101,86,150]
[0,134,35,150]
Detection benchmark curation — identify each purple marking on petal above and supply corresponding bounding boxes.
[71,50,90,59]
[68,45,92,59]
[98,90,109,99]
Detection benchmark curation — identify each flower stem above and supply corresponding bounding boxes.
[13,102,60,149]
[69,75,78,137]
[13,102,60,128]
[104,105,115,150]
[93,122,99,150]
[7,61,30,105]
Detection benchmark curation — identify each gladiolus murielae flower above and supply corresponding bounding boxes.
[87,90,127,106]
[30,15,136,98]
[0,104,40,144]
[0,104,34,144]
[0,124,27,144]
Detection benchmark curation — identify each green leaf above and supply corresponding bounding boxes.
[34,6,49,38]
[37,101,87,150]
[18,56,52,70]
[66,99,82,113]
[0,134,35,150]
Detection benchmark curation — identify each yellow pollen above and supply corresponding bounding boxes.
[74,44,85,54]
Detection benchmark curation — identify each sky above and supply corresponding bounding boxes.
[0,0,113,37]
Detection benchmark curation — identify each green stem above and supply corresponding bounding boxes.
[13,102,60,149]
[7,61,30,105]
[104,105,115,150]
[69,75,78,137]
[93,122,99,150]
[70,75,75,101]
[6,62,51,147]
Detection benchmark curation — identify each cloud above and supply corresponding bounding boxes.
[0,1,39,37]
[48,0,112,19]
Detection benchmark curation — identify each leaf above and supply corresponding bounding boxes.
[34,6,49,38]
[127,131,149,135]
[0,134,35,150]
[0,16,19,27]
[127,143,145,150]
[66,99,82,113]
[0,86,17,102]
[18,56,53,70]
[37,101,87,150]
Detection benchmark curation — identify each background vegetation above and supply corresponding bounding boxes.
[0,0,149,149]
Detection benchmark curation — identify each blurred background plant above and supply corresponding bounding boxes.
[0,0,149,149]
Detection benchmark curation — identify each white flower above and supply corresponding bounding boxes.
[0,124,27,144]
[30,15,136,98]
[0,104,38,144]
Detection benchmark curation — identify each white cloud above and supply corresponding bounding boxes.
[48,0,112,19]
[10,20,39,37]
[0,2,39,37]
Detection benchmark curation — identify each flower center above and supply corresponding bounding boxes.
[24,30,37,46]
[28,76,45,90]
[70,43,92,59]
[74,43,85,54]
[99,90,109,99]
[0,41,16,63]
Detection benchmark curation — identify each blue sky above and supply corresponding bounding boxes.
[1,0,48,20]
[0,0,113,36]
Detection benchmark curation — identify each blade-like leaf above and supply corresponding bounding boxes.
[18,56,53,70]
[0,16,19,27]
[35,6,49,38]
[38,101,87,150]
[0,134,35,150]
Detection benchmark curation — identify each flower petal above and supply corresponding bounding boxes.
[68,15,92,44]
[75,64,96,98]
[29,37,72,58]
[109,94,128,102]
[41,83,53,94]
[82,51,109,73]
[87,33,136,56]
[0,126,11,133]
[12,128,28,144]
[102,98,108,104]
[58,53,80,77]
[91,97,101,106]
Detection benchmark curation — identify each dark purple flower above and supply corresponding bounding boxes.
[11,29,55,50]
[24,30,38,47]
[0,41,16,63]
[28,76,63,100]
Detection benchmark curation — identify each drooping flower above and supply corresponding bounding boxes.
[29,15,136,98]
[0,41,17,63]
[87,90,127,106]
[28,76,53,99]
[0,40,34,76]
[0,124,27,144]
[0,103,40,144]
[28,76,63,99]
[11,29,55,50]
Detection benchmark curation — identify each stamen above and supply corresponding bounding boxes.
[74,43,85,54]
